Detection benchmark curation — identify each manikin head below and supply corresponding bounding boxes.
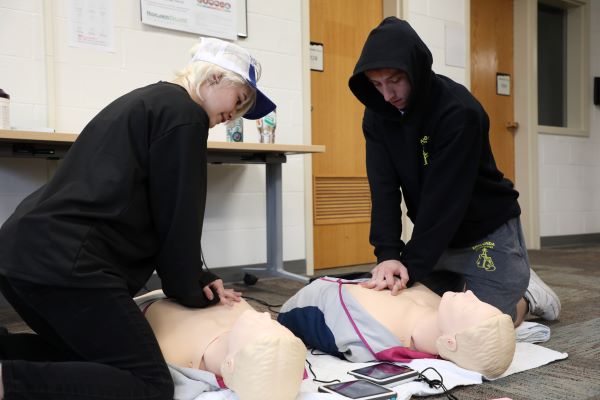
[220,310,307,400]
[364,68,412,110]
[435,290,516,378]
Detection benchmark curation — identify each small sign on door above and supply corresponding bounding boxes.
[496,73,511,96]
[310,42,324,72]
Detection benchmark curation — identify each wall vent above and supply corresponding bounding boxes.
[313,176,371,225]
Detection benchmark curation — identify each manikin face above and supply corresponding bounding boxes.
[226,310,292,357]
[197,75,251,128]
[221,309,307,400]
[364,68,412,110]
[437,290,502,335]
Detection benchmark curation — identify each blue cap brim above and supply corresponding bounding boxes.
[243,89,276,119]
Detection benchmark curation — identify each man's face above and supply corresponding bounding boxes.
[364,68,411,110]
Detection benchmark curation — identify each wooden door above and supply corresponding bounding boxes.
[471,0,515,183]
[310,0,382,269]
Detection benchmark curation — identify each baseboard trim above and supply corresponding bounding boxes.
[540,233,600,248]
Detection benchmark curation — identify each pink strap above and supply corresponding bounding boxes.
[375,346,437,362]
[337,279,378,358]
[141,300,155,315]
[216,376,226,388]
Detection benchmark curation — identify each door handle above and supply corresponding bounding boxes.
[506,121,519,130]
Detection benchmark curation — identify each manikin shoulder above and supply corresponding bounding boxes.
[145,298,254,330]
[144,299,254,369]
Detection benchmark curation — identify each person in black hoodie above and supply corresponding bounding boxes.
[0,38,275,400]
[348,17,560,327]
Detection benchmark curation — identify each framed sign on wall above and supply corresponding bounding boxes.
[140,0,247,40]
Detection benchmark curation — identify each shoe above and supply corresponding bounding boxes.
[524,268,561,320]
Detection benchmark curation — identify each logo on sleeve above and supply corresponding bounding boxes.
[419,135,430,166]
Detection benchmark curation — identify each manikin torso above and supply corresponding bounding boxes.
[344,283,443,354]
[144,298,254,373]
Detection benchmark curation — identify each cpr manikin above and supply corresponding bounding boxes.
[278,279,515,378]
[137,291,306,400]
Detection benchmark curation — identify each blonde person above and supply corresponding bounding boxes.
[278,278,516,378]
[135,290,307,400]
[0,38,274,400]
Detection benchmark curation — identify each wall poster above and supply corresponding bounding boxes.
[140,0,246,40]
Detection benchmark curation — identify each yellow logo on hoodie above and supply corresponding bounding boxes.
[419,135,429,166]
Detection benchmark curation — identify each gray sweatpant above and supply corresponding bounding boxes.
[420,217,530,321]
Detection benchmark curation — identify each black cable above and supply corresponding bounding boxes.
[241,295,284,314]
[202,247,285,313]
[305,349,341,384]
[416,367,459,400]
[200,246,211,273]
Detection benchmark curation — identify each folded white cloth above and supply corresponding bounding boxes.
[297,355,481,400]
[296,342,567,400]
[515,321,551,343]
[492,342,567,380]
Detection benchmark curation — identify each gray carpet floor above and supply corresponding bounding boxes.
[1,244,599,399]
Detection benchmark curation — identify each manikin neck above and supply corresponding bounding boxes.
[410,310,442,355]
[202,331,231,375]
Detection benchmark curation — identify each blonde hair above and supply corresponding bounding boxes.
[174,43,258,119]
[436,314,516,378]
[220,332,307,400]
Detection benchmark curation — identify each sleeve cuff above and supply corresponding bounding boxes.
[164,271,221,308]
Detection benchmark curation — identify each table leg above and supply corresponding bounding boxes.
[243,162,308,283]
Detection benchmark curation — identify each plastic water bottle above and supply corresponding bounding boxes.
[226,118,244,142]
[257,110,276,144]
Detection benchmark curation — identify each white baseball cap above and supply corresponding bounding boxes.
[191,37,276,119]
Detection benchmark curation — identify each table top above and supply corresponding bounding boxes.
[0,130,325,155]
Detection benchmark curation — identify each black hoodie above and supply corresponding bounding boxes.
[0,82,219,307]
[349,17,520,284]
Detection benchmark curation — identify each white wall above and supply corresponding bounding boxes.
[538,0,600,237]
[406,0,468,85]
[0,0,307,268]
[0,0,49,224]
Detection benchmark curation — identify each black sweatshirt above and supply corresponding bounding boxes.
[0,82,220,307]
[348,17,520,284]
